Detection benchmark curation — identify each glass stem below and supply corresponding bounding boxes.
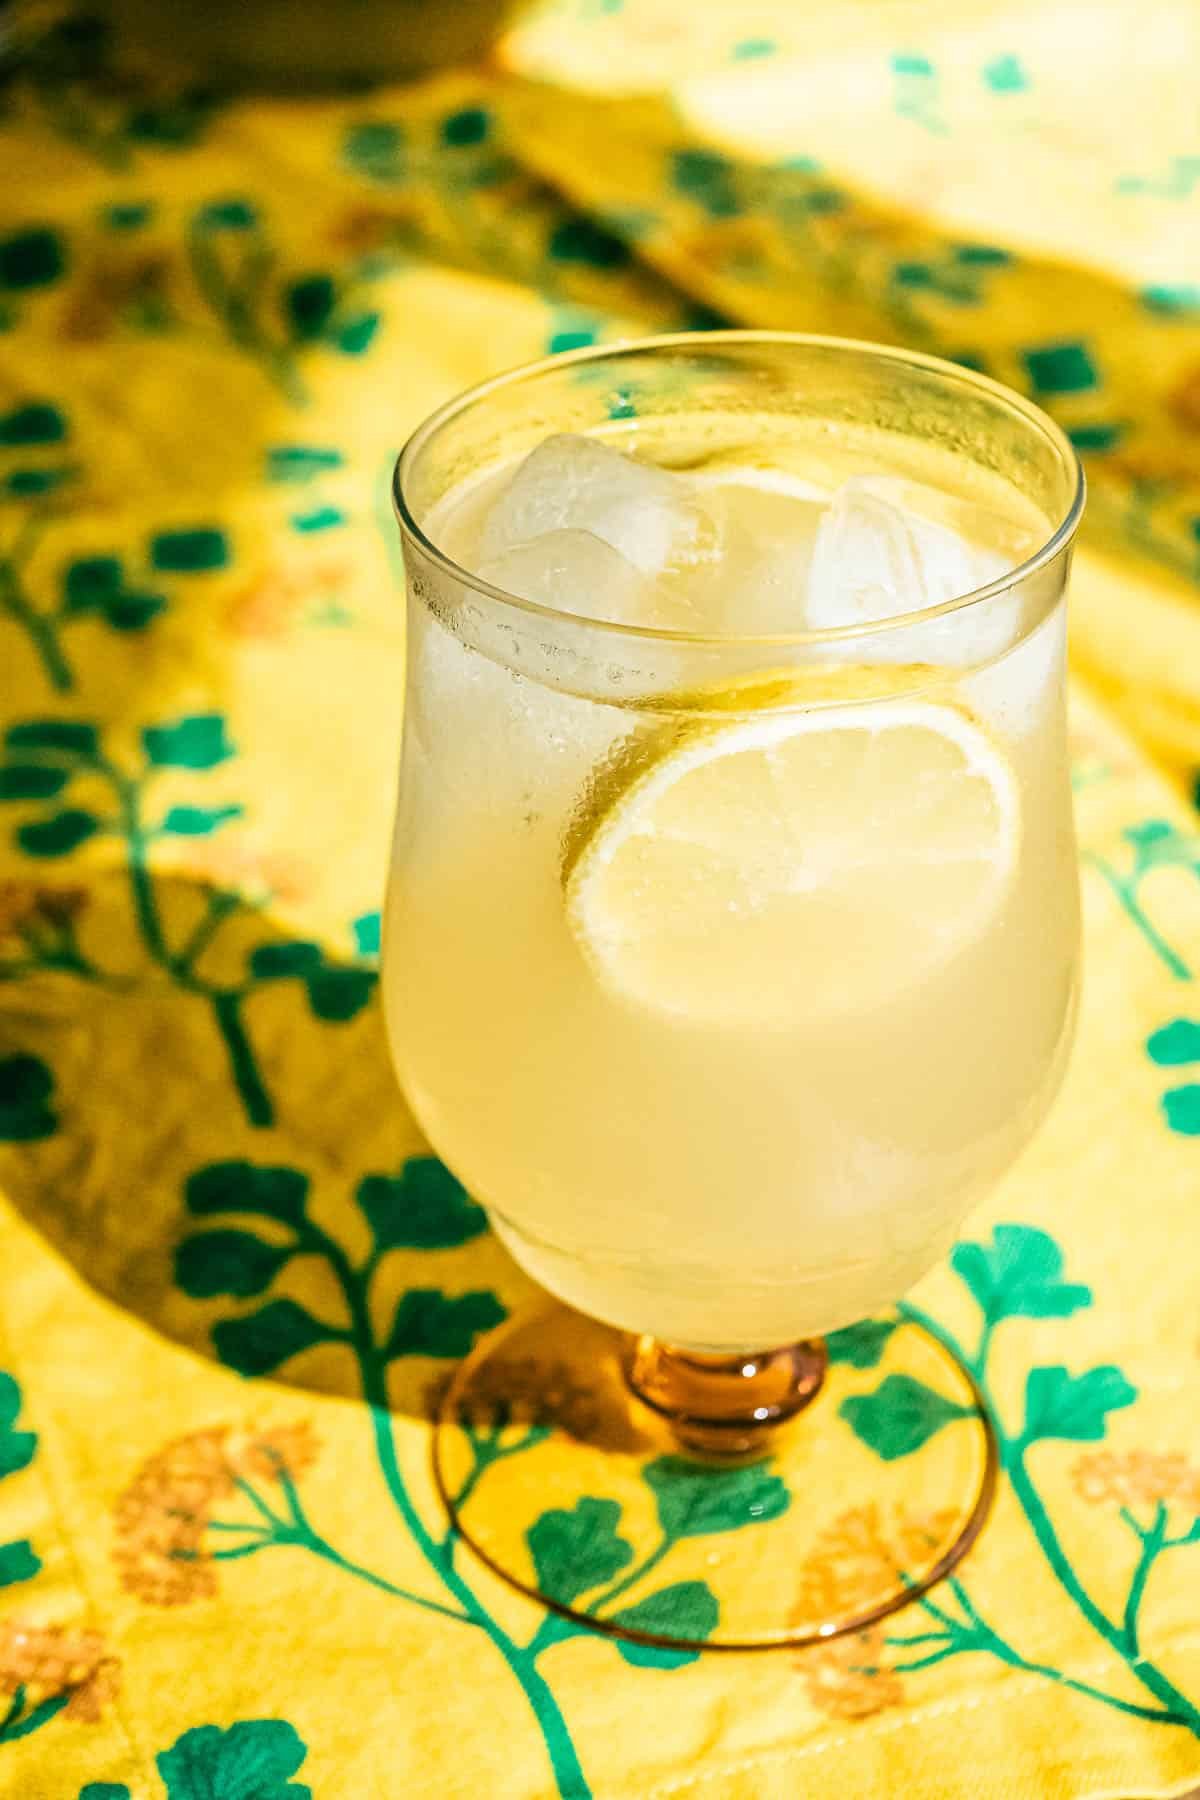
[625,1337,826,1459]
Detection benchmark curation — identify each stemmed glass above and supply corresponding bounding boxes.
[385,334,1083,1651]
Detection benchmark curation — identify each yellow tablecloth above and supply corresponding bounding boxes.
[1,3,1199,1795]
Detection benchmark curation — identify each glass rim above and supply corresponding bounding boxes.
[392,330,1086,651]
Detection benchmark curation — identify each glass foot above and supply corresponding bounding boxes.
[433,1302,997,1652]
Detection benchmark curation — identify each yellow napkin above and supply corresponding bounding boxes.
[0,3,1198,1796]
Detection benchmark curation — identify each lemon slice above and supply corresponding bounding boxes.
[564,691,1019,1025]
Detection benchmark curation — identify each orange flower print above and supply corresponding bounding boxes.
[181,836,314,908]
[800,1625,904,1720]
[60,253,174,342]
[225,553,351,640]
[678,217,776,278]
[113,1420,318,1606]
[1167,364,1200,434]
[792,1505,954,1719]
[328,202,427,255]
[0,883,87,945]
[0,1618,119,1723]
[1073,1449,1200,1510]
[794,1503,952,1618]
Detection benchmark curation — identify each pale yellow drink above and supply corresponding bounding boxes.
[386,379,1080,1354]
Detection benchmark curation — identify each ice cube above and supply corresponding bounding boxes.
[479,433,705,576]
[701,478,825,633]
[805,476,1016,664]
[479,528,652,626]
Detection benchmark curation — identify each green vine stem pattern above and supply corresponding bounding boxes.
[171,1172,1200,1784]
[340,110,643,314]
[169,1156,798,1791]
[0,717,375,1128]
[1084,818,1200,981]
[880,1574,1180,1724]
[0,882,115,986]
[0,393,228,690]
[186,201,381,404]
[1,402,77,690]
[0,510,72,692]
[847,1220,1200,1735]
[174,1155,592,1796]
[187,1455,474,1627]
[0,1369,121,1752]
[74,1715,312,1799]
[8,10,223,172]
[0,1687,69,1745]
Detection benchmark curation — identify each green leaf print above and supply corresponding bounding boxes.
[248,942,323,979]
[1019,1365,1138,1446]
[175,1230,295,1300]
[157,1718,311,1800]
[351,910,380,955]
[610,1581,719,1667]
[642,1455,790,1538]
[343,120,406,182]
[0,1372,36,1478]
[528,1497,634,1604]
[266,446,344,482]
[284,275,337,340]
[148,529,229,573]
[104,591,166,631]
[0,1053,57,1141]
[5,467,71,497]
[303,966,375,1021]
[1147,1019,1200,1065]
[197,199,259,231]
[161,805,243,837]
[142,714,234,769]
[840,1374,971,1461]
[5,720,97,755]
[0,1539,40,1587]
[383,1288,506,1360]
[213,1298,336,1377]
[1123,819,1180,858]
[0,764,69,800]
[336,312,380,355]
[951,1224,1092,1322]
[185,1161,310,1226]
[62,556,123,613]
[0,1374,40,1590]
[441,106,491,148]
[356,1158,488,1251]
[17,808,99,855]
[0,403,65,446]
[0,228,66,291]
[1163,1087,1200,1134]
[78,1784,131,1799]
[825,1318,897,1368]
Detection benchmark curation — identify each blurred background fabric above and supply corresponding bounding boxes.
[0,2,1198,1796]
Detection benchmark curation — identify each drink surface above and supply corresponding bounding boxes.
[386,415,1078,1352]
